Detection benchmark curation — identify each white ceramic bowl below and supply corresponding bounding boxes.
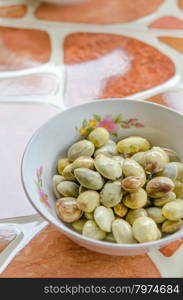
[22,99,183,256]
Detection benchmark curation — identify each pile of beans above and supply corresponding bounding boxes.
[52,127,183,244]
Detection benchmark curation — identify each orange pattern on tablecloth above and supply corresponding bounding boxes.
[0,27,50,70]
[148,94,166,106]
[178,0,183,9]
[158,37,183,53]
[64,33,175,106]
[160,239,183,257]
[150,16,183,29]
[0,226,160,278]
[0,5,26,18]
[36,0,164,24]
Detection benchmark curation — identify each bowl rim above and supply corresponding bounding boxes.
[21,98,183,249]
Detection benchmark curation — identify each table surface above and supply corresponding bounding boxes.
[0,0,183,278]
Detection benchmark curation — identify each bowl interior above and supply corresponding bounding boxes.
[22,99,183,248]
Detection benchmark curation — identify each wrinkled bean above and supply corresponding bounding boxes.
[162,199,183,221]
[146,207,165,223]
[94,139,117,158]
[123,188,147,209]
[132,216,161,243]
[56,197,82,223]
[94,206,115,232]
[126,208,148,225]
[146,177,175,198]
[112,219,136,244]
[153,191,176,207]
[141,147,169,174]
[57,181,79,197]
[77,191,100,212]
[72,156,94,170]
[72,219,87,233]
[82,220,106,240]
[52,175,65,199]
[114,203,128,217]
[88,127,109,148]
[161,219,183,233]
[68,140,95,162]
[57,158,70,175]
[62,163,75,181]
[117,136,150,155]
[100,181,123,208]
[74,168,104,190]
[94,154,122,180]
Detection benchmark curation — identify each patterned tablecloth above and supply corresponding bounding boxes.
[0,0,183,278]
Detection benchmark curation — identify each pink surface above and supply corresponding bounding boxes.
[0,103,59,219]
[150,16,183,29]
[0,27,50,71]
[64,32,175,107]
